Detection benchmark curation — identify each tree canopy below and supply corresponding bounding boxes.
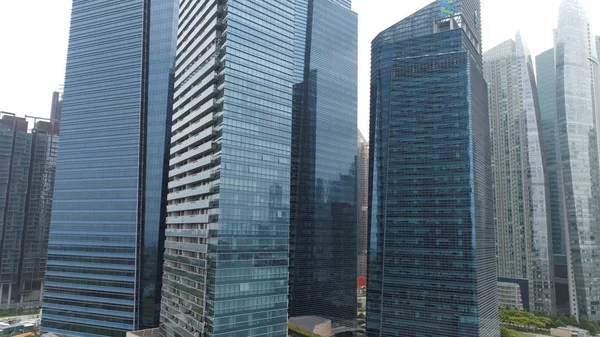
[500,327,521,337]
[500,308,599,336]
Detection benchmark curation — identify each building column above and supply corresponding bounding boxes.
[7,283,12,308]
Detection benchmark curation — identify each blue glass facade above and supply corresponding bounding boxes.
[159,1,294,337]
[141,0,179,328]
[40,0,178,336]
[367,1,499,336]
[289,0,358,323]
[536,48,573,315]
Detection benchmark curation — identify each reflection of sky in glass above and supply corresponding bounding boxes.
[160,0,294,336]
[289,0,358,323]
[555,0,600,321]
[40,0,177,335]
[367,0,498,335]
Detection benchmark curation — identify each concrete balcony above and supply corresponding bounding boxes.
[169,155,212,178]
[170,142,213,167]
[167,200,210,212]
[164,241,207,254]
[166,214,209,225]
[165,228,208,238]
[168,170,211,189]
[171,126,214,155]
[167,185,210,201]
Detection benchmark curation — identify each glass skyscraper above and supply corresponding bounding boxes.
[536,48,575,315]
[551,0,600,321]
[597,36,600,64]
[50,91,63,122]
[159,1,294,337]
[40,0,178,336]
[484,34,555,314]
[357,130,369,278]
[367,0,498,336]
[288,0,358,323]
[0,114,59,309]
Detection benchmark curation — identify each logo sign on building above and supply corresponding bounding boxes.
[440,0,455,18]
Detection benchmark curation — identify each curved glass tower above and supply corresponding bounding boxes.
[367,0,498,336]
[484,34,555,314]
[555,0,600,320]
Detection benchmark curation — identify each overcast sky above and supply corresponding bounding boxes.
[1,0,599,138]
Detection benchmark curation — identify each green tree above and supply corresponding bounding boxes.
[501,327,521,337]
[537,316,552,328]
[555,318,568,328]
[586,323,598,336]
[508,316,530,327]
[567,315,579,326]
[579,317,598,336]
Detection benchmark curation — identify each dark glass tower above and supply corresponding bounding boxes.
[289,0,358,323]
[537,48,573,315]
[40,0,178,336]
[367,0,498,336]
[0,114,59,310]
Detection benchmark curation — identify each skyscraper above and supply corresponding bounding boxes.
[357,130,368,278]
[0,113,59,310]
[552,0,600,320]
[288,0,358,323]
[40,0,178,335]
[158,1,294,337]
[50,91,62,122]
[536,48,572,315]
[597,36,600,63]
[367,0,498,336]
[484,34,555,314]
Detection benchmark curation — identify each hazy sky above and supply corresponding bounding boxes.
[1,0,599,138]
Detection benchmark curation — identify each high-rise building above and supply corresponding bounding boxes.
[158,1,294,337]
[550,0,600,320]
[536,48,572,315]
[40,0,178,336]
[50,91,62,122]
[0,113,59,310]
[367,0,499,336]
[288,0,358,323]
[597,36,600,62]
[357,130,368,278]
[484,34,555,314]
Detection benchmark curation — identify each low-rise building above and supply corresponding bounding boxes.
[289,316,332,337]
[498,282,524,310]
